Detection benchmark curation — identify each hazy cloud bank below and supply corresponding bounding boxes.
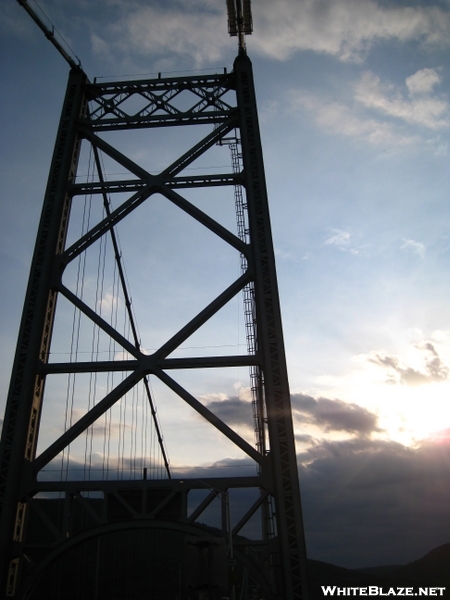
[37,400,450,568]
[252,0,450,62]
[171,435,450,568]
[300,436,450,566]
[290,67,449,148]
[80,0,450,69]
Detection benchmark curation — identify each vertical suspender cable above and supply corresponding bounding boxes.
[91,144,172,479]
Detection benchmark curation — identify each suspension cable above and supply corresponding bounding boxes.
[17,0,82,70]
[91,144,172,479]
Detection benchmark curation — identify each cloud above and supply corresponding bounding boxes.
[251,0,450,62]
[323,229,365,255]
[203,391,381,437]
[37,419,450,569]
[291,393,381,435]
[427,134,449,156]
[40,453,165,481]
[406,68,442,96]
[401,238,426,258]
[324,229,351,249]
[355,70,450,130]
[291,92,418,146]
[85,0,450,69]
[300,436,450,566]
[369,342,449,385]
[430,427,450,444]
[290,66,449,147]
[165,436,450,568]
[203,395,254,430]
[98,292,121,313]
[90,0,230,69]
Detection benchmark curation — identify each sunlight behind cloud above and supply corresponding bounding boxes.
[312,334,450,447]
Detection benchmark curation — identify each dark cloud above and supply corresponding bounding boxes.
[295,432,318,445]
[204,396,254,430]
[39,452,173,481]
[204,392,381,437]
[291,393,381,435]
[299,437,450,568]
[173,436,450,569]
[370,342,449,385]
[38,433,450,570]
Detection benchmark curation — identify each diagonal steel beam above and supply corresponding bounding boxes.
[63,121,241,265]
[232,490,270,537]
[161,119,237,178]
[81,127,155,180]
[154,368,264,466]
[61,184,155,265]
[33,368,144,473]
[155,271,251,359]
[57,284,140,358]
[162,187,247,255]
[187,489,220,524]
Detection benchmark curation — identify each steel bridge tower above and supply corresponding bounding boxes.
[0,4,309,599]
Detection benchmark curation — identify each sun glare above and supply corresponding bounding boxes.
[373,381,450,446]
[313,337,450,448]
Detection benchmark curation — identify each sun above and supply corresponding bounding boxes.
[314,340,450,448]
[372,381,450,446]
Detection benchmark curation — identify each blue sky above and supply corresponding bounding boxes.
[1,0,450,568]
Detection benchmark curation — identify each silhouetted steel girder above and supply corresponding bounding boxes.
[71,173,241,194]
[0,54,309,599]
[86,73,235,130]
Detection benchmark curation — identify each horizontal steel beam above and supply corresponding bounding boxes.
[41,354,259,375]
[34,476,262,493]
[70,173,241,195]
[86,112,235,131]
[89,73,232,93]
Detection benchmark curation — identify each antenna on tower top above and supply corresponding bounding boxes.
[226,0,253,52]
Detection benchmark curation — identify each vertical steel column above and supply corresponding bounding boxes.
[0,68,87,596]
[234,51,309,600]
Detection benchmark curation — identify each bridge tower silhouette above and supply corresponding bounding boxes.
[0,4,309,599]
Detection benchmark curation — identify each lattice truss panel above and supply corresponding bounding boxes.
[38,72,263,486]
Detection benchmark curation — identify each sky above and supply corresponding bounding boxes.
[1,0,450,570]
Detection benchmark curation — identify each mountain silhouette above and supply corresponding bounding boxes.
[307,543,450,599]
